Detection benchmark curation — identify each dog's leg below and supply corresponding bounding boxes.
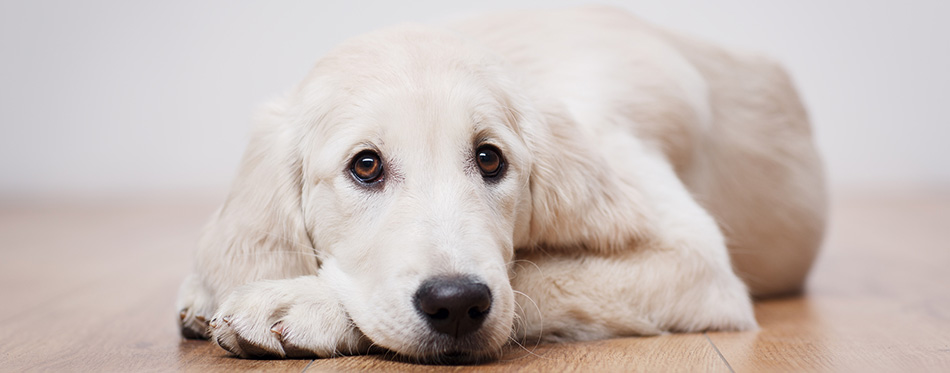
[511,146,757,343]
[208,275,369,358]
[510,247,756,343]
[176,236,319,340]
[176,98,323,341]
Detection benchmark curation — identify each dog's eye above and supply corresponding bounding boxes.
[476,145,504,179]
[351,151,383,183]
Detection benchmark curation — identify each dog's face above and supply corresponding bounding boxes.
[287,29,535,361]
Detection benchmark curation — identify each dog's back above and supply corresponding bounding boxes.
[452,6,827,296]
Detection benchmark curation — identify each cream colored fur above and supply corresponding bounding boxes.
[177,6,826,362]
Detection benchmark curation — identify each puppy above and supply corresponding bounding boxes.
[177,6,826,363]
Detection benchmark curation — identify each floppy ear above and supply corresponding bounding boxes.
[507,92,650,254]
[194,99,321,301]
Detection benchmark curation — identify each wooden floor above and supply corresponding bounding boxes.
[1,191,949,372]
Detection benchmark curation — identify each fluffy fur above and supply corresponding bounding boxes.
[177,6,826,363]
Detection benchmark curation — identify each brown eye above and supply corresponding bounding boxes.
[351,150,383,183]
[476,145,504,179]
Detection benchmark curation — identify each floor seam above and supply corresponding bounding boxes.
[705,333,734,373]
[300,359,315,372]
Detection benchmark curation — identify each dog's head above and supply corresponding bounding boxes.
[214,25,638,363]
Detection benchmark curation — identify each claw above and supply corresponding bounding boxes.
[179,310,187,321]
[270,321,284,339]
[195,315,207,323]
[222,316,232,326]
[209,318,218,329]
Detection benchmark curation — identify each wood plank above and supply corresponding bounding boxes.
[708,192,950,371]
[306,334,729,372]
[2,192,949,371]
[0,199,309,372]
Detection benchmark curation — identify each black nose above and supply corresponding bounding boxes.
[414,276,492,338]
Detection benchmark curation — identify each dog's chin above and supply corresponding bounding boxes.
[390,345,502,365]
[382,330,507,365]
[412,350,500,365]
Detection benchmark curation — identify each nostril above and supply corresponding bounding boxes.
[414,275,492,338]
[468,306,486,319]
[429,308,449,320]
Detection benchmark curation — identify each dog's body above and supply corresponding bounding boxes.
[178,7,826,362]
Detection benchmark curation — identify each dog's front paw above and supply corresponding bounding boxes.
[209,276,367,359]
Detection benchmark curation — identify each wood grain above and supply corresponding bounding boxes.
[709,191,950,372]
[1,191,948,371]
[306,334,730,372]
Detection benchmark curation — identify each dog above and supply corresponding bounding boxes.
[177,6,826,363]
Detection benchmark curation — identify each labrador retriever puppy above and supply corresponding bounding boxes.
[177,6,826,363]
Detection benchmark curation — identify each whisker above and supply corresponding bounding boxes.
[509,259,544,277]
[250,230,319,250]
[215,229,327,260]
[225,250,322,259]
[512,289,544,350]
[503,333,547,361]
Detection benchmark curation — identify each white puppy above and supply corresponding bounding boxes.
[177,6,826,363]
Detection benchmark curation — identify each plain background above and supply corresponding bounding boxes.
[1,0,948,198]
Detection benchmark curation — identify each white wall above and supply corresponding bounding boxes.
[1,0,948,196]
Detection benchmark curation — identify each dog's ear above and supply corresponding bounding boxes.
[507,92,650,253]
[195,99,320,295]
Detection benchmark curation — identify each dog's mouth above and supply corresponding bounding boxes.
[417,350,495,365]
[385,344,502,365]
[349,273,513,365]
[398,275,506,364]
[364,319,506,365]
